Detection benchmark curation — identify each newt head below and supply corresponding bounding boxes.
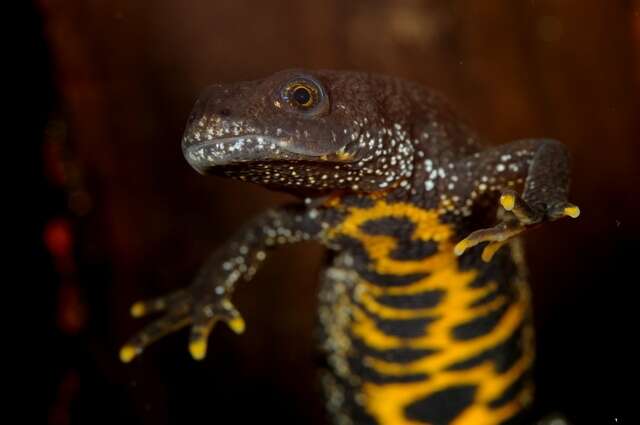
[181,69,416,194]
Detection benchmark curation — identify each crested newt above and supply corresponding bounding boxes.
[121,69,579,425]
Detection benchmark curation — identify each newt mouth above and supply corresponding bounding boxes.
[182,135,302,174]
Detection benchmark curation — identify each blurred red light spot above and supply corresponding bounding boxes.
[44,218,73,258]
[57,283,87,334]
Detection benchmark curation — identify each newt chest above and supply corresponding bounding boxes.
[318,199,534,425]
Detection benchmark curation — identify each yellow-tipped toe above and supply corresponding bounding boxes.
[119,345,139,363]
[130,302,146,318]
[228,317,246,334]
[563,205,580,218]
[481,241,505,263]
[500,194,516,211]
[454,240,469,256]
[189,339,208,361]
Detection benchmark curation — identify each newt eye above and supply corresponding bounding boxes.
[281,77,329,116]
[292,86,312,107]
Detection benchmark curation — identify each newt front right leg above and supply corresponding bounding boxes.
[120,205,323,363]
[452,139,580,261]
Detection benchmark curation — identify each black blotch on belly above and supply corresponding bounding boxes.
[446,323,524,373]
[352,338,438,363]
[489,369,531,408]
[375,316,437,338]
[469,288,500,308]
[451,303,509,341]
[376,289,444,309]
[359,216,415,237]
[493,325,525,373]
[404,385,477,424]
[459,243,517,294]
[356,293,439,338]
[349,356,428,384]
[390,239,438,261]
[359,217,438,261]
[360,269,428,286]
[334,235,429,286]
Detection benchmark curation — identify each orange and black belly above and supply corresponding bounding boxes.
[318,200,534,425]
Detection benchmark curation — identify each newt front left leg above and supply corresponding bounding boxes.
[121,286,245,362]
[452,139,580,261]
[120,205,323,362]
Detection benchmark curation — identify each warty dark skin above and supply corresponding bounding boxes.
[121,69,579,425]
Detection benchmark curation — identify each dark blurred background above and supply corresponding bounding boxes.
[25,0,638,424]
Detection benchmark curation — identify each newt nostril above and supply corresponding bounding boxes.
[218,108,231,117]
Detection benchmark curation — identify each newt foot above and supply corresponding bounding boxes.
[120,289,244,363]
[454,189,580,262]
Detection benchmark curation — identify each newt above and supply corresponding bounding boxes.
[121,69,579,425]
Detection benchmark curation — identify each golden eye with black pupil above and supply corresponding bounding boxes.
[292,85,312,107]
[285,82,317,110]
[280,77,329,116]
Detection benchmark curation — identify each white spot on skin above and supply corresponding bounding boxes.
[425,180,434,191]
